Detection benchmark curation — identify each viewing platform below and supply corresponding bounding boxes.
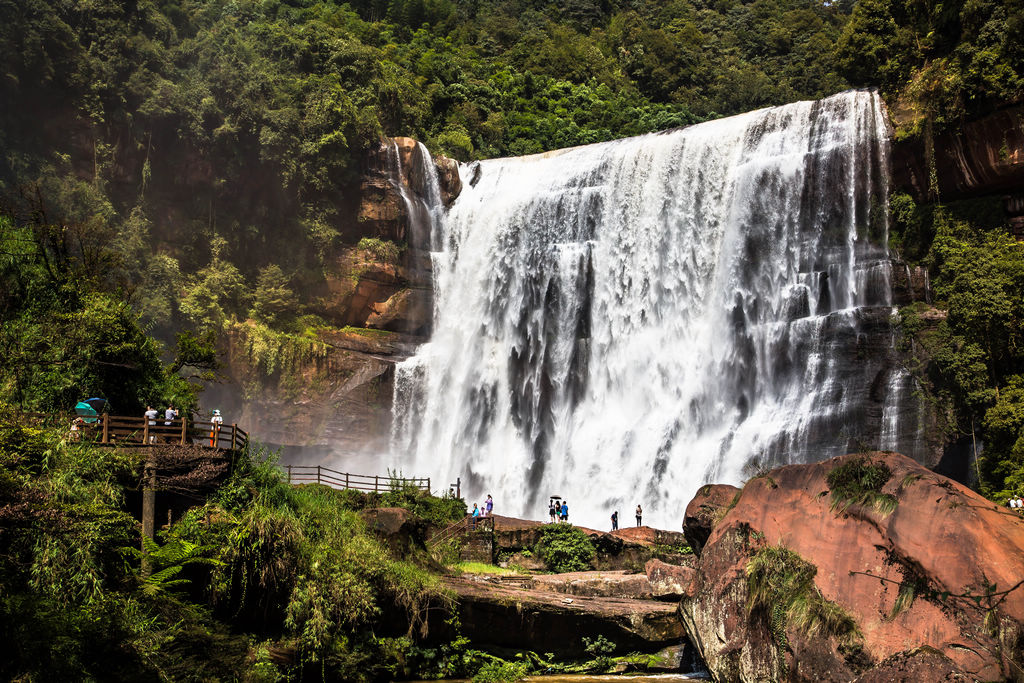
[23,412,249,452]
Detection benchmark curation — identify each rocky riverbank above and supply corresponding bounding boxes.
[365,451,1024,681]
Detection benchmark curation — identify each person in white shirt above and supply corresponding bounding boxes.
[210,409,224,446]
[144,406,158,443]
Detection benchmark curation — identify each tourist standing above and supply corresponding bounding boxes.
[164,404,178,426]
[471,503,480,529]
[561,501,569,523]
[210,409,224,446]
[144,405,159,443]
[485,494,493,517]
[611,510,618,531]
[549,500,557,523]
[635,504,643,527]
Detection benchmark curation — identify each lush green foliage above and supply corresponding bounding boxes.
[0,0,856,353]
[0,216,198,413]
[836,0,1023,134]
[533,524,595,572]
[746,544,861,651]
[0,411,492,680]
[892,200,1024,500]
[826,457,898,516]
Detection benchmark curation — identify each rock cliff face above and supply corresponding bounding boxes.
[210,139,460,453]
[680,452,1024,682]
[891,105,1024,233]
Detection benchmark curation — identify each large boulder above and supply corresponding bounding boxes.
[683,484,740,555]
[680,452,1024,682]
[359,507,428,556]
[645,559,696,600]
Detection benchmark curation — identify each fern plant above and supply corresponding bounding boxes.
[131,536,222,596]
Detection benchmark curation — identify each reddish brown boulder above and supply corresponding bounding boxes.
[680,452,1024,682]
[645,559,696,600]
[683,483,740,555]
[851,647,970,682]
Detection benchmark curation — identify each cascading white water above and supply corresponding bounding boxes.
[393,90,923,528]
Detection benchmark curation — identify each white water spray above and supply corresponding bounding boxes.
[393,91,925,528]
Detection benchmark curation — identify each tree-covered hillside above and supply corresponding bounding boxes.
[1,0,1023,495]
[0,0,851,290]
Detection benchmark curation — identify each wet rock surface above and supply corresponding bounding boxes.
[444,574,686,658]
[680,451,1024,682]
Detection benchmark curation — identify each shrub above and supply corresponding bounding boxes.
[533,525,595,573]
[826,457,898,516]
[356,238,403,264]
[472,658,530,682]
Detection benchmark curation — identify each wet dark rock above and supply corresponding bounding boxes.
[443,575,686,658]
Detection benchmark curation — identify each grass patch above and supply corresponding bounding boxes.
[746,544,861,650]
[826,457,898,516]
[455,562,520,575]
[339,325,395,339]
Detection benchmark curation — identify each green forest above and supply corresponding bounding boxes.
[1,0,1023,678]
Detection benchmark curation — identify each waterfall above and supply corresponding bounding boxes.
[393,90,920,527]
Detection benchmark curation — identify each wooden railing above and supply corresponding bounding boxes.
[427,514,492,548]
[285,464,429,493]
[23,412,248,452]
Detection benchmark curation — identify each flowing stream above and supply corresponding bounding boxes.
[392,90,926,528]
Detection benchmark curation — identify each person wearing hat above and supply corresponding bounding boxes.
[210,409,223,446]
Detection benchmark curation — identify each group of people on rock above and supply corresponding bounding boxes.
[1008,495,1024,511]
[549,499,569,523]
[470,495,493,528]
[609,504,643,530]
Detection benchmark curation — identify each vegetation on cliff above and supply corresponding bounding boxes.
[0,0,856,360]
[891,197,1024,501]
[745,544,862,669]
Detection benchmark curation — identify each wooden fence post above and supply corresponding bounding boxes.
[345,472,350,489]
[231,424,237,450]
[375,475,379,492]
[180,417,187,445]
[287,464,292,484]
[143,418,149,445]
[141,451,157,577]
[102,413,109,444]
[427,477,430,493]
[317,466,321,485]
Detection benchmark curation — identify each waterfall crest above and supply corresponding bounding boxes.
[393,91,922,527]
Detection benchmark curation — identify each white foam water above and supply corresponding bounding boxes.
[392,91,924,528]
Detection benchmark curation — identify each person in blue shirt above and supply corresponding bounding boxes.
[471,503,480,529]
[560,501,569,523]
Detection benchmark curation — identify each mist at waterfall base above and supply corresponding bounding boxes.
[392,90,927,530]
